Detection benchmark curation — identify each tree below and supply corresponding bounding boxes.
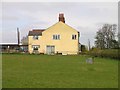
[21,36,28,45]
[111,40,119,49]
[95,24,118,49]
[118,31,120,48]
[95,29,105,49]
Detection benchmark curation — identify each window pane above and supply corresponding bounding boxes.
[53,35,55,39]
[56,35,57,39]
[53,34,60,40]
[75,35,76,39]
[58,35,60,39]
[72,35,74,39]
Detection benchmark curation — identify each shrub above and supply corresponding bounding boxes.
[88,49,120,60]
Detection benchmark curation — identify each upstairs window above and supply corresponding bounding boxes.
[72,35,77,40]
[33,35,38,40]
[53,35,60,40]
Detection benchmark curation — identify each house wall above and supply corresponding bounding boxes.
[28,22,79,54]
[28,36,42,54]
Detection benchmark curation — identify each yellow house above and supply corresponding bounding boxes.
[28,13,80,55]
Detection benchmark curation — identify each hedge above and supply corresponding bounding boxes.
[88,49,120,60]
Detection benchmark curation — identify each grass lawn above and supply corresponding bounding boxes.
[2,54,118,88]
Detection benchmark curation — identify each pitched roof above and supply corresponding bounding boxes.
[28,29,45,36]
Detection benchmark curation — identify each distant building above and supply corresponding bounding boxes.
[28,13,80,55]
[0,27,28,53]
[0,43,19,53]
[0,43,28,53]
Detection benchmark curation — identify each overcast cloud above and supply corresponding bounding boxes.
[1,2,118,46]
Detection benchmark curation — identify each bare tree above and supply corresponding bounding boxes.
[118,29,120,48]
[21,35,28,45]
[95,29,105,49]
[95,24,118,49]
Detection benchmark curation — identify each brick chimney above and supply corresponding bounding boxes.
[59,13,65,23]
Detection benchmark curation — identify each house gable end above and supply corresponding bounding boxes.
[42,21,79,34]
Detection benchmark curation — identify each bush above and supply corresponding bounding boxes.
[88,48,120,60]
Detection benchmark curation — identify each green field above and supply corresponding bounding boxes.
[2,54,118,88]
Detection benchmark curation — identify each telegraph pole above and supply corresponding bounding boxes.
[17,27,20,51]
[88,39,91,51]
[17,27,20,45]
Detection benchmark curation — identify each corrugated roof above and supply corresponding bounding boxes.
[28,29,45,36]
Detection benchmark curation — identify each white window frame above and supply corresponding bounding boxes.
[32,45,40,50]
[53,34,60,40]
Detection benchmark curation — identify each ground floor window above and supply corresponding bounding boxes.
[32,45,40,50]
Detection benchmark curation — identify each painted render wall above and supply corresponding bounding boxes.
[28,21,79,55]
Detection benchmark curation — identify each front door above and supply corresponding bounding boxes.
[46,45,55,55]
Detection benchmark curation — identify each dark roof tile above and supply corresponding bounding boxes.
[28,29,45,36]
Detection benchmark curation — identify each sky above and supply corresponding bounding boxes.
[1,1,118,47]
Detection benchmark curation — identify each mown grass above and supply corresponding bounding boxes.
[2,54,118,88]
